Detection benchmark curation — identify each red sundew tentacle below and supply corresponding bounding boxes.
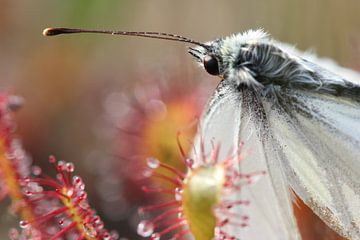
[28,177,62,189]
[226,171,267,188]
[25,190,71,202]
[158,162,185,179]
[49,221,77,240]
[30,206,68,224]
[139,200,180,213]
[219,200,250,209]
[23,196,45,205]
[56,161,70,187]
[199,133,207,164]
[151,207,182,224]
[225,220,248,228]
[216,229,237,240]
[153,219,187,238]
[231,170,266,179]
[154,215,186,230]
[151,172,183,186]
[216,207,249,221]
[176,132,187,162]
[225,185,243,192]
[175,132,195,169]
[66,162,74,185]
[222,153,244,169]
[218,218,229,227]
[25,191,65,204]
[211,142,221,164]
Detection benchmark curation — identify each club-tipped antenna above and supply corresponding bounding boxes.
[43,27,210,50]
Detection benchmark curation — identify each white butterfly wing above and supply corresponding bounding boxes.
[195,62,360,239]
[194,80,301,240]
[263,85,360,239]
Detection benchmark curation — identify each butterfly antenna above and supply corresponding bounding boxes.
[43,27,210,50]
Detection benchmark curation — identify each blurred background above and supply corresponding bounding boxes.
[0,0,360,239]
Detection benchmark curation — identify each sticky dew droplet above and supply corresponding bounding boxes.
[137,220,154,237]
[19,220,29,229]
[146,157,160,169]
[174,187,183,201]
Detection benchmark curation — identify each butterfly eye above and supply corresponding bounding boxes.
[203,55,220,75]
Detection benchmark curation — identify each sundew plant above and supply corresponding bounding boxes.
[0,88,263,239]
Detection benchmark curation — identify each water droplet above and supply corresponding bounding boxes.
[25,190,33,196]
[73,175,80,184]
[93,215,101,224]
[66,187,74,197]
[66,162,75,172]
[137,220,154,237]
[73,176,85,190]
[58,219,64,226]
[78,191,87,200]
[19,220,29,229]
[103,233,111,240]
[96,222,104,230]
[79,183,85,190]
[146,158,160,169]
[8,95,23,111]
[57,160,66,171]
[174,188,183,201]
[150,233,160,240]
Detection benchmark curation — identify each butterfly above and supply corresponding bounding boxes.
[43,27,360,239]
[190,29,360,240]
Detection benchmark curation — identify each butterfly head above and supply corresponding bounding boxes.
[189,29,270,85]
[188,39,224,77]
